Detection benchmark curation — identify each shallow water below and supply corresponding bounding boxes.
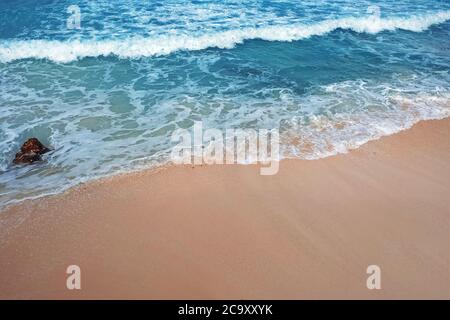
[0,0,449,206]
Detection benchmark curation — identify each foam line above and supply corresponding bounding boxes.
[1,11,449,63]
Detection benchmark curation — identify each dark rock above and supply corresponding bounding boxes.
[13,152,43,164]
[13,138,50,165]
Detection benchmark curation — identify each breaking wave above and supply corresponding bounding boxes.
[1,11,449,63]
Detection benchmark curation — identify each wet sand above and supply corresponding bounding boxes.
[0,118,449,299]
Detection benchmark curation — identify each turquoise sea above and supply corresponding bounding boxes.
[0,0,449,206]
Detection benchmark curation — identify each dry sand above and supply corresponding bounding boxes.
[0,118,449,299]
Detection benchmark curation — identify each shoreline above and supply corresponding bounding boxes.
[0,118,449,299]
[2,114,449,212]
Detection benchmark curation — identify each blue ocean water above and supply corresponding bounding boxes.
[0,0,449,206]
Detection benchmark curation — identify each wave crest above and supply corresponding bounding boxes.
[0,11,449,63]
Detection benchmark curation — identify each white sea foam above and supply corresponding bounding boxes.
[1,11,449,63]
[281,85,450,160]
[1,74,449,208]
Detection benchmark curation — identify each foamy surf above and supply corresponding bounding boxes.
[282,93,450,160]
[0,11,449,63]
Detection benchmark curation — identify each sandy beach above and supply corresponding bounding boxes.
[0,118,449,299]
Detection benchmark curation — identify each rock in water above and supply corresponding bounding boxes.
[13,138,50,165]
